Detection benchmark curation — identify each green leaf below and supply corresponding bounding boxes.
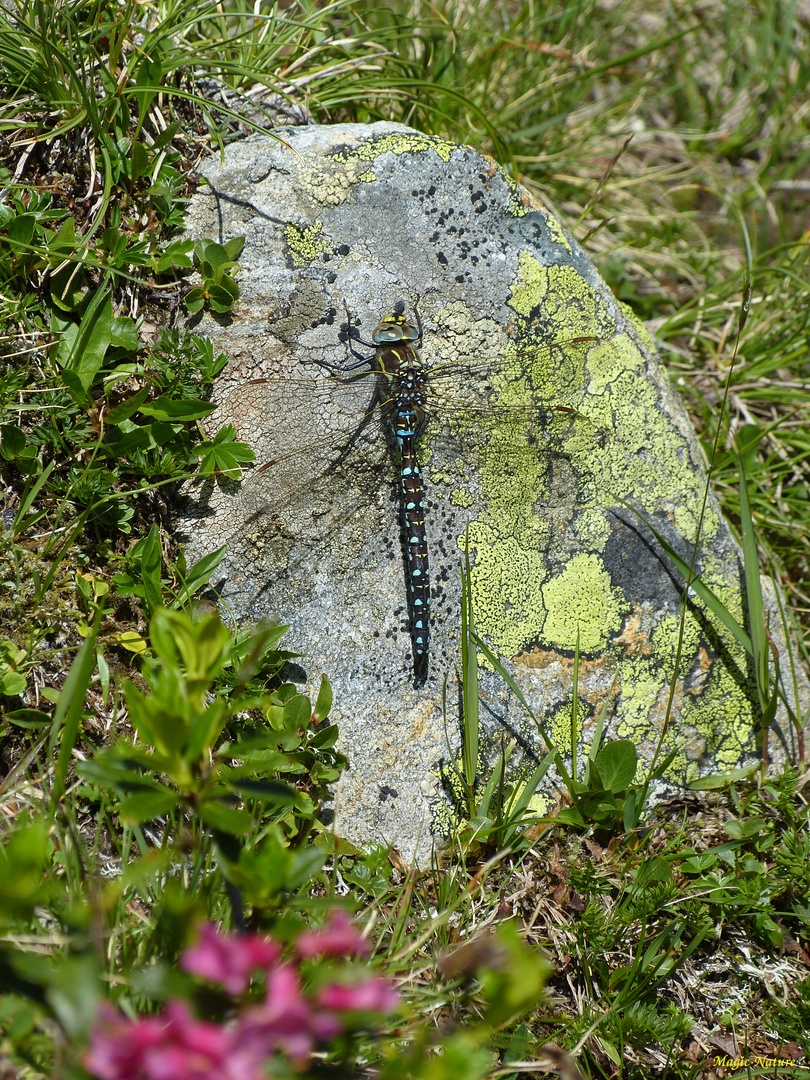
[231,778,298,804]
[8,213,36,245]
[184,699,228,763]
[184,285,206,313]
[138,396,217,422]
[223,236,245,261]
[0,670,26,695]
[0,423,26,460]
[105,385,151,424]
[130,140,150,183]
[48,613,101,814]
[286,846,327,890]
[198,801,252,836]
[312,676,333,724]
[118,788,179,823]
[47,215,76,257]
[681,853,716,873]
[110,316,139,350]
[195,424,254,477]
[635,856,673,885]
[209,280,239,312]
[53,290,113,401]
[154,238,193,272]
[0,817,53,916]
[3,709,51,728]
[724,816,766,840]
[688,766,757,790]
[138,525,163,616]
[133,55,163,124]
[172,545,226,608]
[77,752,156,791]
[48,261,86,311]
[594,740,637,793]
[149,608,230,685]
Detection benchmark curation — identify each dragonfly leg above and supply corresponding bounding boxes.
[412,294,424,346]
[341,302,377,359]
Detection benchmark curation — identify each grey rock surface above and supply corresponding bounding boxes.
[179,123,807,861]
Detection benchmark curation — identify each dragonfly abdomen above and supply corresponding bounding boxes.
[380,338,431,686]
[395,397,430,685]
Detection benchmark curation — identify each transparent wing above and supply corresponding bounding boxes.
[218,333,610,531]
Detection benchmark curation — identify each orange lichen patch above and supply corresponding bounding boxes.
[612,607,653,656]
[512,646,622,719]
[686,646,713,697]
[514,645,612,679]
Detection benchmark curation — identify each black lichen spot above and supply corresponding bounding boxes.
[379,785,399,802]
[327,272,337,283]
[437,252,448,265]
[337,244,350,256]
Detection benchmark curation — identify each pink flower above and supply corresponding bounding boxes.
[316,976,400,1014]
[84,1004,167,1080]
[235,964,346,1067]
[84,1001,263,1080]
[181,923,281,994]
[296,910,371,959]
[142,1002,230,1080]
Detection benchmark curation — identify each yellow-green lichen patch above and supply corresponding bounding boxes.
[676,562,756,775]
[550,699,575,750]
[284,221,331,266]
[611,585,760,784]
[680,660,755,777]
[618,302,658,354]
[528,790,551,816]
[614,614,689,747]
[464,520,552,656]
[508,255,615,341]
[451,488,475,509]
[584,334,645,394]
[335,132,455,166]
[573,507,613,550]
[431,787,466,839]
[539,210,573,254]
[582,366,721,542]
[545,694,601,755]
[501,171,532,218]
[359,171,376,182]
[541,553,626,652]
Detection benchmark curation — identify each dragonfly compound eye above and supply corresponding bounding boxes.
[373,318,420,345]
[373,321,407,344]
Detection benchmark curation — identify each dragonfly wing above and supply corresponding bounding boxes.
[421,387,608,510]
[214,366,396,552]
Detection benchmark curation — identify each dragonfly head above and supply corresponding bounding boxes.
[372,314,420,345]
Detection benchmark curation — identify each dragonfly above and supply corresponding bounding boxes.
[220,301,607,687]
